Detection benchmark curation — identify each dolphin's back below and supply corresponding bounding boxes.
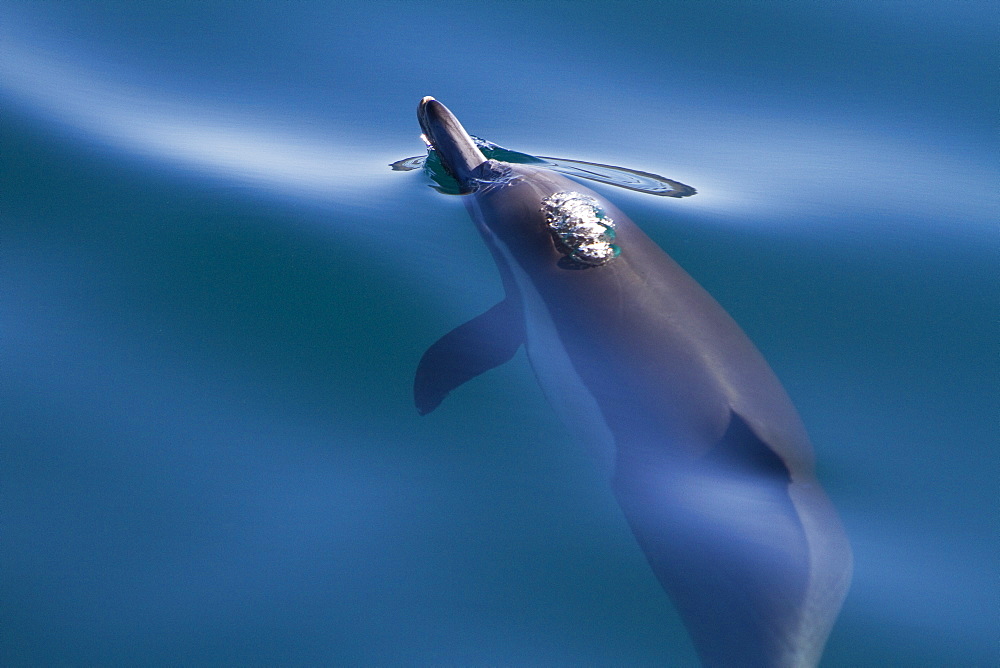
[464,164,851,667]
[414,96,851,666]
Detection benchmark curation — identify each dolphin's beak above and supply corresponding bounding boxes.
[417,97,488,186]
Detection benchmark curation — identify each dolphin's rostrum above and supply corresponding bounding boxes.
[412,97,851,667]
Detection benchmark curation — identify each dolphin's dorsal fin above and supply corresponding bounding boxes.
[414,298,524,415]
[704,411,793,482]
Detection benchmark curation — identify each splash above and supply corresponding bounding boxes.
[390,136,696,198]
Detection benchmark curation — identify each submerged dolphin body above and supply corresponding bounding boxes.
[413,97,851,667]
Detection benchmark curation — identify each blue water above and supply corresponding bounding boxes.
[1,1,996,665]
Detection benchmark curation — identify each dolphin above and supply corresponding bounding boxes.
[413,97,852,667]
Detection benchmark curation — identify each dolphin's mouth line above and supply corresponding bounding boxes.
[415,97,489,189]
[416,96,436,143]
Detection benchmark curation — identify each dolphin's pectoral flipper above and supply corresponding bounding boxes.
[613,411,813,666]
[414,298,525,415]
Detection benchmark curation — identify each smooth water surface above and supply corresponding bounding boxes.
[2,1,996,665]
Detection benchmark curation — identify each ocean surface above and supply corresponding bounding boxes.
[1,1,996,665]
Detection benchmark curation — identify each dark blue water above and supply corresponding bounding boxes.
[2,2,996,665]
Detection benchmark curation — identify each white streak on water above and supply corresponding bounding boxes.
[0,32,389,210]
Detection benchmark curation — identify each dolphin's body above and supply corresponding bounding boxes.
[413,97,851,667]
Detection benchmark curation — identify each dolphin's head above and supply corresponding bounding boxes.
[417,97,489,191]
